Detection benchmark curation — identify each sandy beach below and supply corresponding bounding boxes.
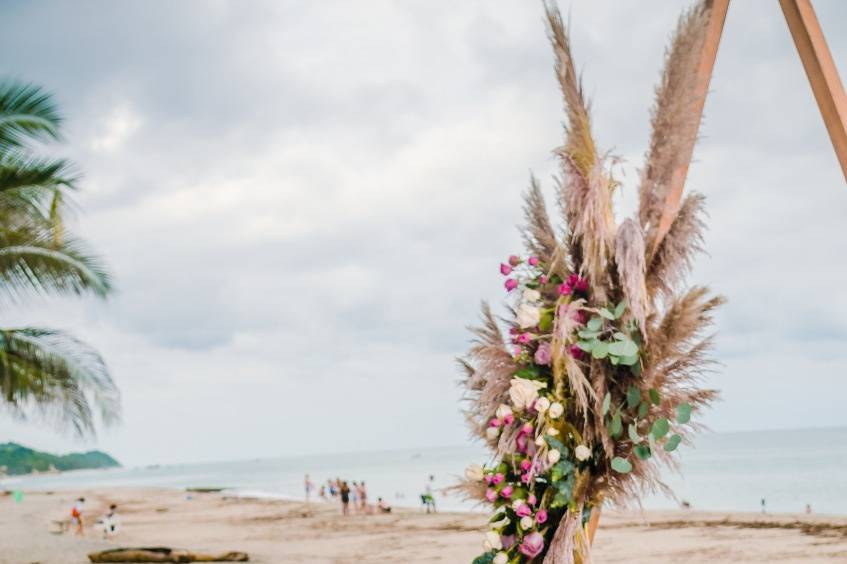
[2,488,846,563]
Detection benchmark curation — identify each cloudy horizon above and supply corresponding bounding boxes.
[1,0,845,467]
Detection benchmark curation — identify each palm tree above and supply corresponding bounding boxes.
[0,80,118,437]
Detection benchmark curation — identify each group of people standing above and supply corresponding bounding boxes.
[304,475,391,515]
[69,497,120,539]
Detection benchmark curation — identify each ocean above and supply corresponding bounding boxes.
[3,427,846,515]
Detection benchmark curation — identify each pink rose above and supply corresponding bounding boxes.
[500,263,512,276]
[502,534,516,549]
[503,414,514,425]
[557,283,572,296]
[516,434,528,453]
[528,256,539,266]
[570,344,585,360]
[521,473,531,484]
[505,278,518,292]
[539,275,548,284]
[566,274,579,286]
[515,502,532,517]
[519,531,545,559]
[535,509,548,524]
[527,494,537,506]
[534,342,552,366]
[492,473,504,485]
[521,423,534,435]
[520,459,532,472]
[484,474,494,485]
[500,485,513,499]
[575,278,589,293]
[509,255,521,267]
[489,418,501,428]
[517,332,532,344]
[485,488,497,502]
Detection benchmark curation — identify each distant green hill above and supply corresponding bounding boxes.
[0,442,119,476]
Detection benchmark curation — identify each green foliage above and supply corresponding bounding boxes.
[601,392,611,415]
[626,386,641,409]
[0,442,119,475]
[634,444,652,460]
[627,423,640,443]
[649,389,660,405]
[609,411,623,437]
[637,401,649,419]
[611,457,632,473]
[586,316,603,331]
[472,551,496,564]
[664,434,683,452]
[676,402,693,424]
[591,340,609,359]
[651,418,670,440]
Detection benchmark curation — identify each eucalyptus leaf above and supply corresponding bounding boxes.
[626,386,641,409]
[611,457,632,473]
[614,300,627,319]
[637,401,649,419]
[618,339,638,357]
[577,340,595,352]
[610,355,620,365]
[591,341,609,359]
[599,308,615,320]
[578,330,601,339]
[619,354,639,366]
[587,316,603,332]
[613,332,626,341]
[607,340,627,357]
[676,402,693,424]
[634,444,652,460]
[514,366,540,380]
[609,412,623,437]
[664,434,683,452]
[627,423,640,443]
[601,392,611,416]
[649,389,661,406]
[651,417,670,440]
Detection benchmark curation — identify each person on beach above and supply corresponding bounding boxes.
[761,498,766,514]
[359,481,368,511]
[340,481,351,515]
[99,504,120,539]
[377,497,392,513]
[350,481,359,512]
[71,497,86,536]
[304,474,314,502]
[421,475,436,513]
[319,484,327,502]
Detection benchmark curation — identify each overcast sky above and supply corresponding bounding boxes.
[0,1,845,467]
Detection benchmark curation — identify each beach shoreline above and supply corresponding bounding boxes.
[2,487,847,563]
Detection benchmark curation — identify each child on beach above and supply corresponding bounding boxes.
[71,497,85,536]
[99,504,120,539]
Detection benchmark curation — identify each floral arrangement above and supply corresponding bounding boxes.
[459,2,723,563]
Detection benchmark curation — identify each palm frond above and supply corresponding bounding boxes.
[0,328,119,436]
[0,81,63,152]
[0,230,112,302]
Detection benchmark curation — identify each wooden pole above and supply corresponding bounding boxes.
[778,0,847,181]
[586,506,602,545]
[651,0,730,256]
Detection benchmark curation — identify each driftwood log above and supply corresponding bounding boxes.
[88,547,248,563]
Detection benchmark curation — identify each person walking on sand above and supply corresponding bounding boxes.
[350,481,359,512]
[99,504,120,539]
[304,474,314,502]
[359,481,368,512]
[340,481,351,516]
[422,475,436,513]
[71,497,85,536]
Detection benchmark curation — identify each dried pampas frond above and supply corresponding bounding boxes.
[638,1,711,245]
[615,218,649,333]
[521,175,560,269]
[647,192,707,300]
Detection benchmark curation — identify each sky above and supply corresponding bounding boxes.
[0,1,845,467]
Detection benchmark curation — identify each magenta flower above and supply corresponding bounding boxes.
[519,532,545,558]
[515,502,532,517]
[508,255,521,267]
[575,278,589,293]
[515,434,528,453]
[527,493,537,506]
[539,275,548,284]
[575,310,587,325]
[484,474,494,485]
[517,332,532,345]
[569,344,585,360]
[500,485,513,499]
[500,263,512,276]
[489,418,501,428]
[503,414,514,425]
[492,473,505,485]
[521,473,532,484]
[535,509,548,524]
[520,459,532,472]
[505,278,518,292]
[528,256,539,266]
[566,274,579,286]
[485,488,497,502]
[521,422,534,435]
[534,342,552,366]
[557,283,572,296]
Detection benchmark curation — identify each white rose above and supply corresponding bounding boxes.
[534,396,550,414]
[535,435,546,446]
[522,288,541,303]
[548,402,564,418]
[545,427,559,436]
[516,303,541,329]
[495,404,513,419]
[520,515,534,530]
[575,445,591,461]
[465,463,484,481]
[509,378,547,410]
[486,426,501,440]
[490,514,510,529]
[483,530,502,551]
[493,553,508,564]
[547,449,561,464]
